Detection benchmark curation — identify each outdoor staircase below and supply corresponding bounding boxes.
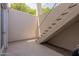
[37,3,79,43]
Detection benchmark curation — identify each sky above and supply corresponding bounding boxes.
[26,3,36,9]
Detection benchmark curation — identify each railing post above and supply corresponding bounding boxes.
[36,3,42,42]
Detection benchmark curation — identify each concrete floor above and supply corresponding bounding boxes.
[6,39,63,56]
[43,42,72,56]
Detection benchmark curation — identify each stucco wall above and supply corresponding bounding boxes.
[8,9,37,42]
[48,20,79,51]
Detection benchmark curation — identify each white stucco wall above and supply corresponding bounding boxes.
[8,9,37,42]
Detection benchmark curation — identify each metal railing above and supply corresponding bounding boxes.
[35,3,60,39]
[39,3,60,27]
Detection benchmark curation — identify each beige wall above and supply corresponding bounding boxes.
[8,9,37,42]
[48,20,79,51]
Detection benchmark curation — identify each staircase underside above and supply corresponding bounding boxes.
[37,3,79,43]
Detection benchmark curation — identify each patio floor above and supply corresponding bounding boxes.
[6,39,63,56]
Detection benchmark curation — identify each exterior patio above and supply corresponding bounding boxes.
[0,3,79,56]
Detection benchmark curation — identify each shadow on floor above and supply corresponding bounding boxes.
[42,42,72,56]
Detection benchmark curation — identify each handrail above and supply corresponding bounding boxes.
[35,3,60,38]
[39,3,58,27]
